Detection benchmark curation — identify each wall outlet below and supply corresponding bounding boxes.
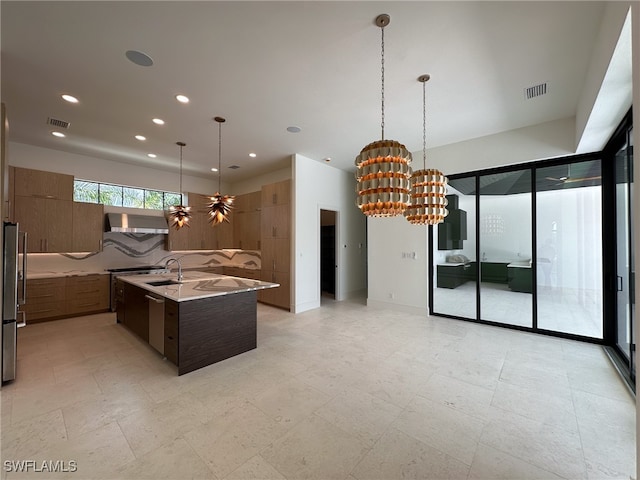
[388,292,395,299]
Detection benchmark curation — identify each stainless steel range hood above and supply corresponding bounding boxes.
[105,213,169,234]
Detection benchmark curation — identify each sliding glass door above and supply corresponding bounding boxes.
[431,158,604,341]
[479,170,532,327]
[432,182,477,319]
[615,128,634,380]
[534,160,603,338]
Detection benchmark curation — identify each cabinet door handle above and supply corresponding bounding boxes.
[272,193,277,204]
[272,226,276,237]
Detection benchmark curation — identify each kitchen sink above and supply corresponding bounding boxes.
[145,279,181,287]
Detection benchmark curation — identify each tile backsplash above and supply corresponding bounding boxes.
[26,233,261,275]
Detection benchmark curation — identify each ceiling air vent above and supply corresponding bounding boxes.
[47,117,70,129]
[228,165,240,169]
[525,82,547,100]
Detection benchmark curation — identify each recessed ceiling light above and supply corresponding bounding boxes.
[286,126,301,133]
[152,118,165,125]
[135,135,146,141]
[211,167,218,172]
[125,50,153,67]
[249,153,257,158]
[51,131,65,138]
[147,153,157,158]
[324,157,331,162]
[61,94,79,104]
[175,94,189,104]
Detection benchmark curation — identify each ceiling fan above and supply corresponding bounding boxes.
[545,164,601,185]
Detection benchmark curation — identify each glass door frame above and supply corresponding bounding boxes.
[430,151,607,345]
[602,109,634,386]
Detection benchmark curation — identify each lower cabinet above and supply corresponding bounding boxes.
[122,283,149,341]
[508,267,533,293]
[25,274,110,323]
[24,277,67,322]
[480,262,508,284]
[66,274,109,315]
[164,300,179,365]
[258,270,289,308]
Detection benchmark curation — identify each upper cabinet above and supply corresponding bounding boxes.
[166,190,262,251]
[233,191,261,250]
[12,167,104,253]
[14,167,74,200]
[72,202,104,252]
[261,180,290,206]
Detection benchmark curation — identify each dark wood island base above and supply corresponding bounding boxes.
[116,271,277,376]
[168,290,257,375]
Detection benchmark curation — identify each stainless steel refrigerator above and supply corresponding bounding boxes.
[2,222,26,383]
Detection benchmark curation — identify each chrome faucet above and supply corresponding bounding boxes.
[165,258,183,282]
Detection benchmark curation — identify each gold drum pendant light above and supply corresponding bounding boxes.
[355,14,412,217]
[168,141,192,230]
[208,116,235,225]
[404,75,448,225]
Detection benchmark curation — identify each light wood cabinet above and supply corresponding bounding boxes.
[12,167,104,253]
[233,191,261,250]
[72,202,104,252]
[14,196,73,252]
[66,274,110,315]
[14,167,74,200]
[166,192,219,251]
[216,220,234,249]
[260,179,291,310]
[261,180,290,206]
[24,277,67,323]
[24,274,110,323]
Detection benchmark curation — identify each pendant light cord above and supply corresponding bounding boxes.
[422,79,426,170]
[380,25,385,140]
[179,143,184,205]
[218,121,222,192]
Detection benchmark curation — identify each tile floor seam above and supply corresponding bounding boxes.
[476,418,586,480]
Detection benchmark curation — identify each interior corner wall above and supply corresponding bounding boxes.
[292,154,366,314]
[7,141,223,195]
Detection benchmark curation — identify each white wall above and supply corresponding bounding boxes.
[428,117,576,175]
[8,141,226,196]
[292,154,366,313]
[367,216,429,315]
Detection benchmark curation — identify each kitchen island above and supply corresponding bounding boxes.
[116,271,278,375]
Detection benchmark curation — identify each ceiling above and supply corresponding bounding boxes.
[1,1,613,184]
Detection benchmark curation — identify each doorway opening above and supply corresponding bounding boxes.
[320,209,337,299]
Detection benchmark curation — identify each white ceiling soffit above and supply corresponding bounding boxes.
[576,7,633,154]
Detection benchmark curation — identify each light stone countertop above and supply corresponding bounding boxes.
[27,270,110,279]
[119,270,279,302]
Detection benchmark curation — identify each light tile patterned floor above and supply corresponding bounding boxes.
[0,297,635,480]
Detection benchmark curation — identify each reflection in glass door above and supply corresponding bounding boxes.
[478,170,532,327]
[535,160,603,338]
[615,128,634,380]
[432,182,477,319]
